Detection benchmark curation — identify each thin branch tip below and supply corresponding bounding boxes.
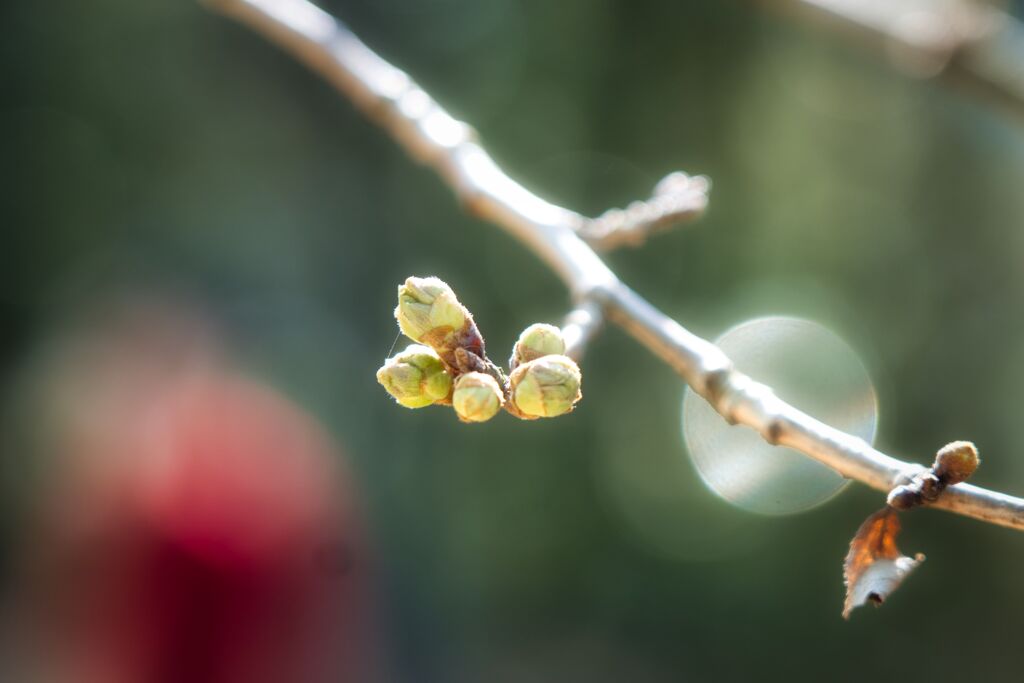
[582,170,712,250]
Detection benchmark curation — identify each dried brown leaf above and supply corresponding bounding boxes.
[842,508,924,619]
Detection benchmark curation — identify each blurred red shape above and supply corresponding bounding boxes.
[8,308,378,683]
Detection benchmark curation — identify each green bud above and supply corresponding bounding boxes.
[509,354,581,418]
[376,344,453,408]
[452,372,504,423]
[395,276,467,343]
[933,440,979,485]
[511,323,565,368]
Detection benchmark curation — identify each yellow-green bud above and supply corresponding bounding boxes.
[452,372,504,423]
[395,276,467,343]
[509,354,581,418]
[511,323,565,368]
[376,344,453,408]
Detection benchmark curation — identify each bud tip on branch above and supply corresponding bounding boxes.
[395,276,467,343]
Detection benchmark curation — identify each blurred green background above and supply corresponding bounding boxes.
[3,0,1024,680]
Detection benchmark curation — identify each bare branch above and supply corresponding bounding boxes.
[561,300,604,361]
[203,0,1024,532]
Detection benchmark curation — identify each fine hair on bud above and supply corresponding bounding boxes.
[509,354,581,418]
[394,276,467,343]
[376,344,453,408]
[452,372,504,423]
[511,323,565,369]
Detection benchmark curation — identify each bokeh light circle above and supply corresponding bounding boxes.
[682,316,877,515]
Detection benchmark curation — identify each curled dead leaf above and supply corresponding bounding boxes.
[842,508,924,619]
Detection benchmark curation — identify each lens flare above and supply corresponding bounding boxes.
[682,316,877,515]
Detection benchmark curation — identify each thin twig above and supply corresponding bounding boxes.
[583,172,711,250]
[203,0,1024,532]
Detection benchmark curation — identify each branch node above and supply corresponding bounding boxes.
[698,367,725,404]
[887,441,980,510]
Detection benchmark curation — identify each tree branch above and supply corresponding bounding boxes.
[561,300,603,361]
[765,0,1024,122]
[203,0,1024,531]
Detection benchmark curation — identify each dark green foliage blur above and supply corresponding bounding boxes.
[3,0,1024,680]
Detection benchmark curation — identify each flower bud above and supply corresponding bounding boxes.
[394,277,467,343]
[510,323,565,369]
[452,372,504,423]
[509,354,581,418]
[933,440,979,485]
[376,344,452,409]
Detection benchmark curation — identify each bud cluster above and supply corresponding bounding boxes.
[376,276,582,423]
[887,440,979,510]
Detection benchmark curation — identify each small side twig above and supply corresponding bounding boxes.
[579,172,711,250]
